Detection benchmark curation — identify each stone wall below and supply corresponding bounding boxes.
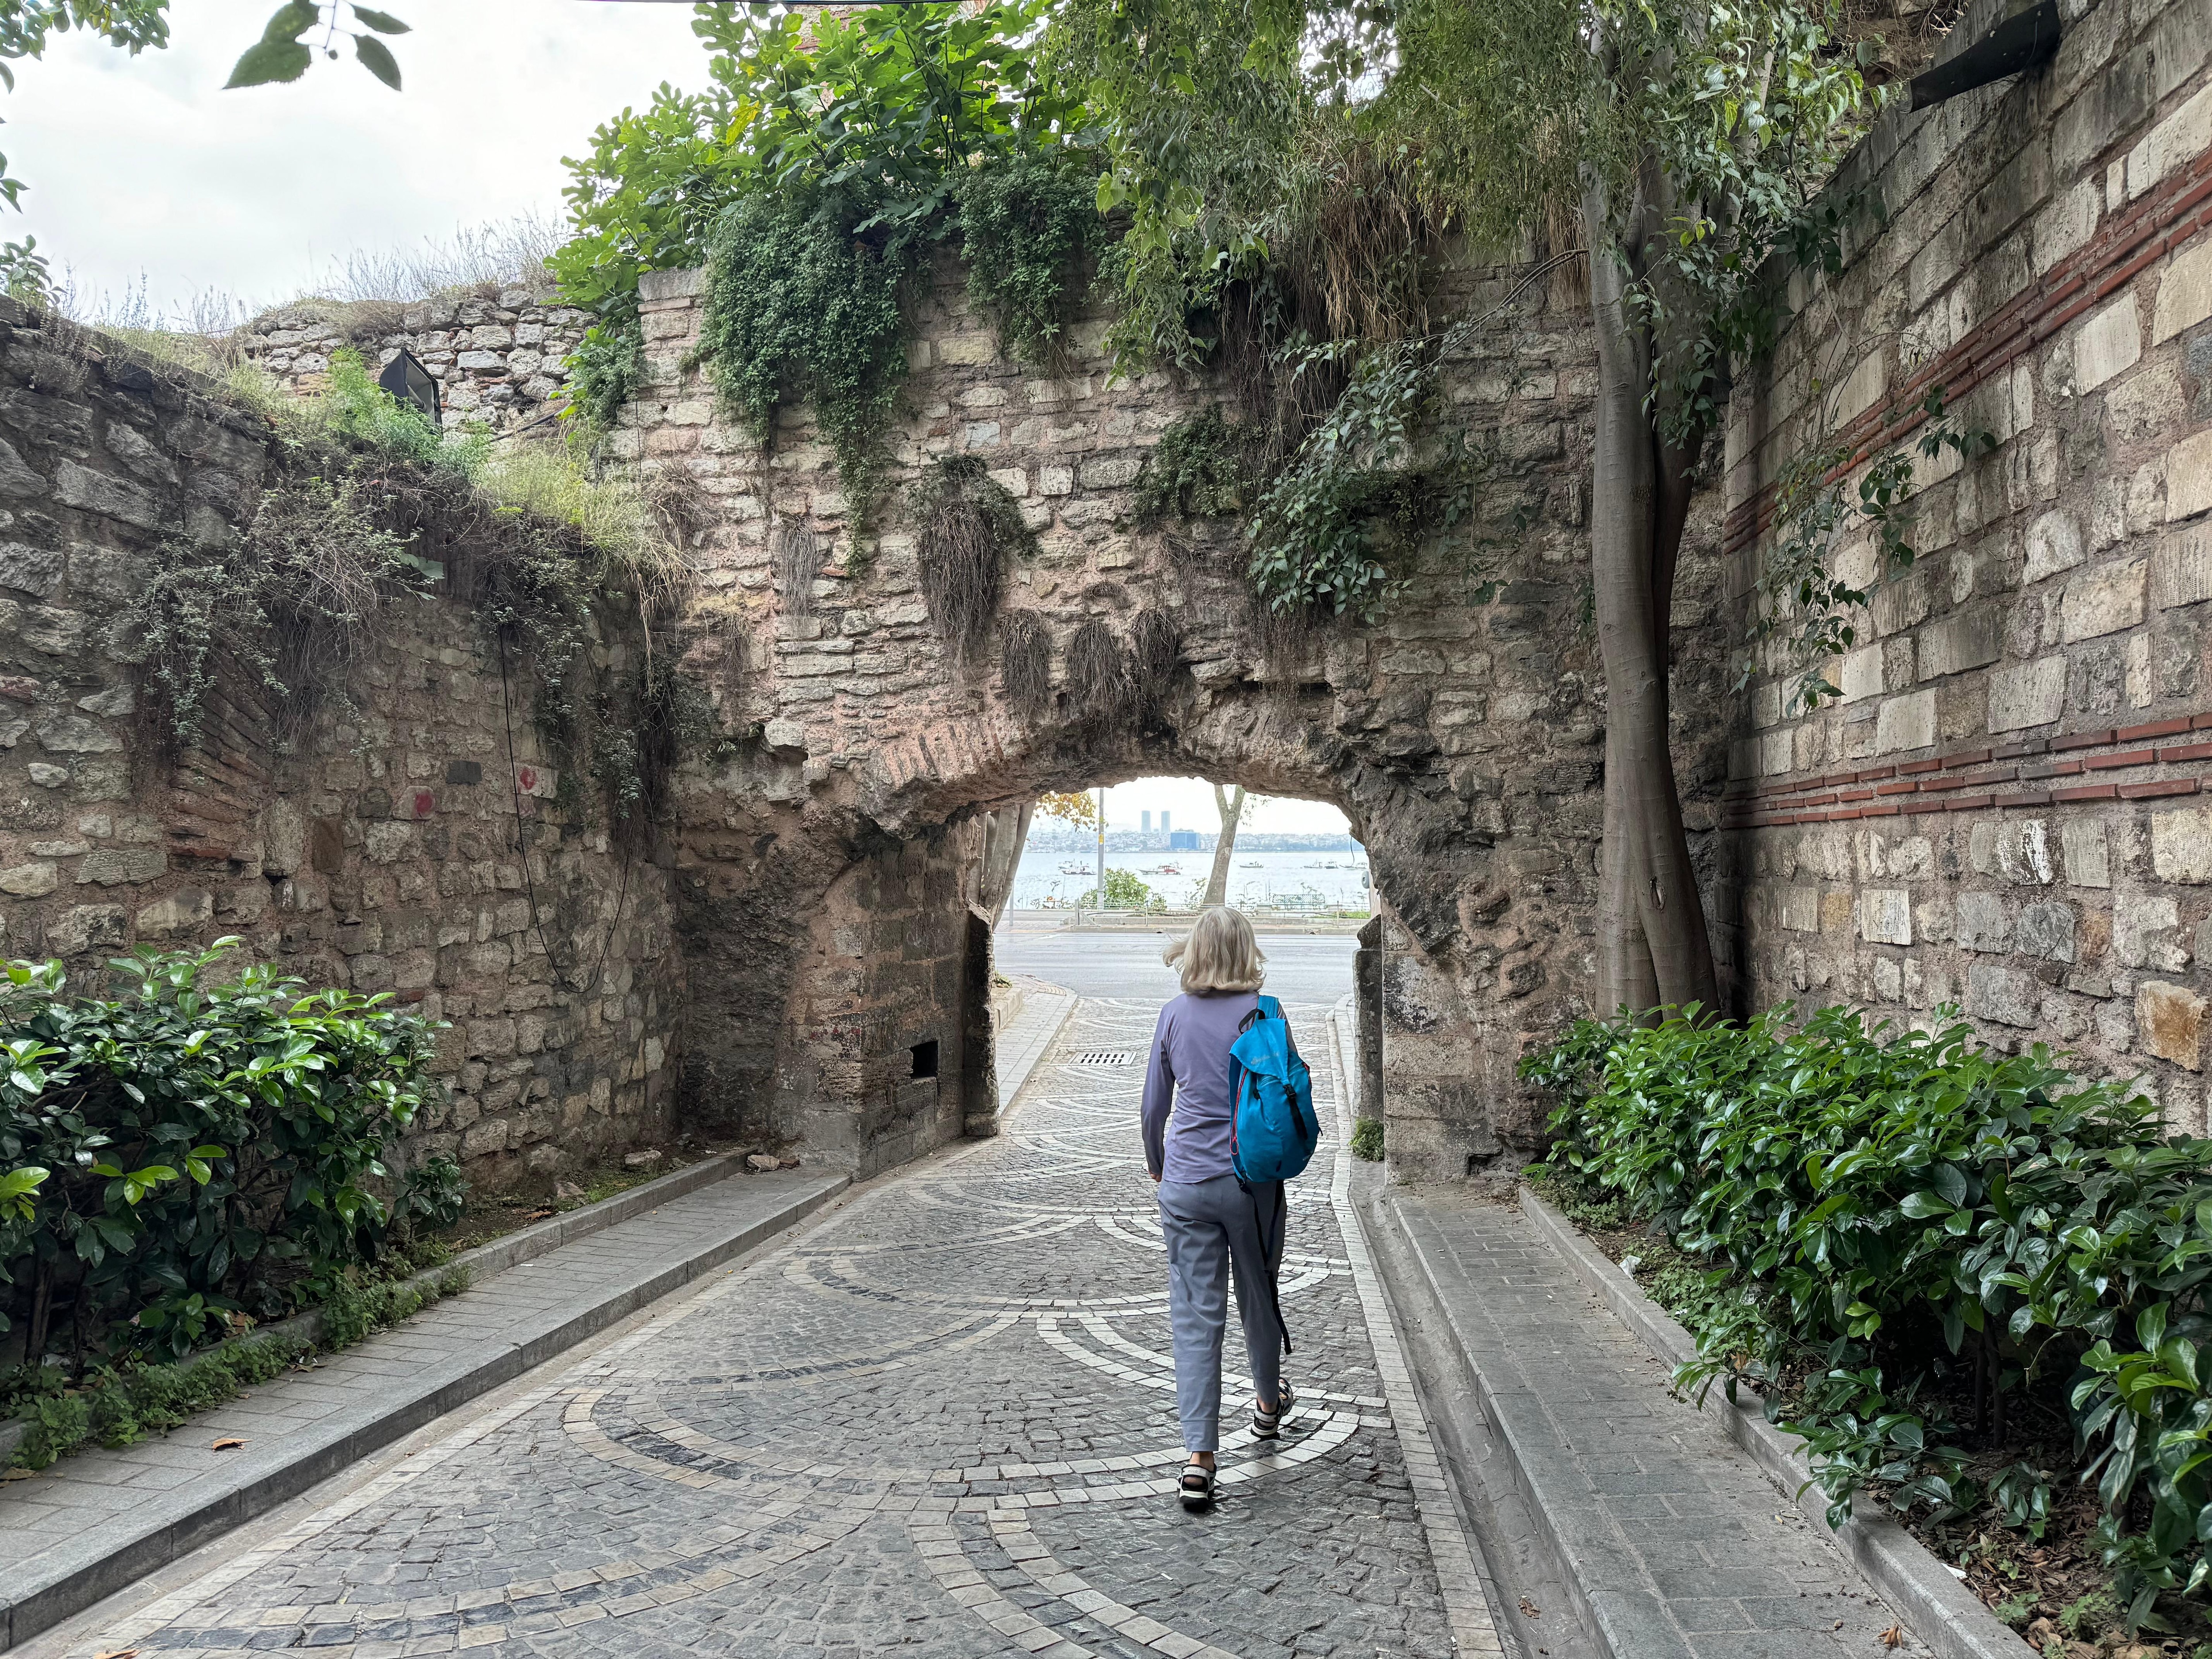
[0,302,681,1187]
[1724,0,2212,1119]
[616,250,1696,1181]
[239,285,589,434]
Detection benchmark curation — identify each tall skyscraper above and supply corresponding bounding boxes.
[1141,810,1152,832]
[1160,811,1171,834]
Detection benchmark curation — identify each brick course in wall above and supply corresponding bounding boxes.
[1725,0,2212,1118]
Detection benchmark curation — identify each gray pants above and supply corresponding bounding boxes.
[1158,1175,1285,1453]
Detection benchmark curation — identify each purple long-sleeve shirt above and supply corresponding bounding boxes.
[1142,991,1298,1183]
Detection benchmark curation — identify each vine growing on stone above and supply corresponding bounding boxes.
[560,1,1099,498]
[1748,383,1998,711]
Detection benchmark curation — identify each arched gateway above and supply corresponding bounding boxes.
[621,256,1733,1183]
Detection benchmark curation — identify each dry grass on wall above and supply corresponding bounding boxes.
[771,520,824,617]
[1130,608,1182,720]
[1000,611,1052,721]
[1064,620,1132,727]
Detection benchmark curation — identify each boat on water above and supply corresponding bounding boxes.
[1058,861,1091,876]
[1156,863,1181,875]
[1241,860,1262,868]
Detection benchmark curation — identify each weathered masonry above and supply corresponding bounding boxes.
[1723,0,2212,1129]
[1,0,2209,1185]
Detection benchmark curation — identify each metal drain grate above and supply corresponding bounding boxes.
[1071,1050,1136,1066]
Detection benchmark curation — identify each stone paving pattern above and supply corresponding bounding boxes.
[1397,1195,1926,1659]
[66,998,1502,1659]
[0,1170,845,1647]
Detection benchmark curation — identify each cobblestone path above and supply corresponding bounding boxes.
[92,997,1503,1659]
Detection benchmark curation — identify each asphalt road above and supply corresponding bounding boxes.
[993,924,1358,1004]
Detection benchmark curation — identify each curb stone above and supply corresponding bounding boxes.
[1517,1185,2034,1659]
[0,1151,755,1471]
[0,1166,848,1652]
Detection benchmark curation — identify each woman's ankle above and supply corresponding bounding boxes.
[1189,1451,1216,1469]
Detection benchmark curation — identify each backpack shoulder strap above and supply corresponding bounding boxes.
[1257,993,1283,1021]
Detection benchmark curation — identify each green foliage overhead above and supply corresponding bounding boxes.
[555,1,1098,491]
[0,941,452,1369]
[699,188,917,516]
[225,2,408,91]
[1525,1007,2212,1629]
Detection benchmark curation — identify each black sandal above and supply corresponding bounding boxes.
[1179,1461,1216,1511]
[1253,1381,1296,1440]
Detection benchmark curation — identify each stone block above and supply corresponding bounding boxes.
[2139,980,2208,1070]
[0,860,56,895]
[1778,886,1820,932]
[2062,817,2112,887]
[1988,657,2068,730]
[1957,891,2012,952]
[76,847,164,885]
[2061,557,2146,641]
[2106,898,2177,973]
[136,888,212,938]
[50,903,125,953]
[1874,690,1936,753]
[364,822,414,864]
[1966,962,2043,1027]
[0,543,62,600]
[2023,510,2084,584]
[34,712,123,753]
[2153,806,2212,882]
[2154,235,2212,346]
[1859,888,1912,945]
[2152,524,2212,609]
[2075,292,2142,390]
[1917,609,2001,679]
[2128,82,2212,200]
[2169,428,2212,522]
[1832,643,1881,700]
[2017,900,2078,963]
[54,459,162,530]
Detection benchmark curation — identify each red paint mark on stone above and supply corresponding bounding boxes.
[412,791,435,818]
[518,766,537,793]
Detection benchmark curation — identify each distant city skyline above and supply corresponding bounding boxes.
[1090,779,1352,838]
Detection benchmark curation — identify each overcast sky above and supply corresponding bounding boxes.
[11,0,706,316]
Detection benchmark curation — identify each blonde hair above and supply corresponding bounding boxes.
[1164,906,1266,995]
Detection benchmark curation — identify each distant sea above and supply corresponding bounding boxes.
[1009,846,1371,910]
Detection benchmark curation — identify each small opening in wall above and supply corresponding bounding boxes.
[910,1040,940,1080]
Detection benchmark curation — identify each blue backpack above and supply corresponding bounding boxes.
[1227,995,1320,1186]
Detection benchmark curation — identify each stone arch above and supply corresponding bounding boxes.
[623,253,1706,1180]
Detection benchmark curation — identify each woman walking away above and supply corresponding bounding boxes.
[1142,906,1298,1512]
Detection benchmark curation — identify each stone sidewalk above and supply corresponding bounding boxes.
[29,995,1505,1659]
[1395,1194,1928,1659]
[0,1169,848,1650]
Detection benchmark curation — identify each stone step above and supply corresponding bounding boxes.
[1392,1191,1929,1659]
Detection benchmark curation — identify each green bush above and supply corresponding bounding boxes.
[1524,1005,2212,1627]
[0,940,453,1370]
[1100,868,1159,911]
[1349,1118,1384,1162]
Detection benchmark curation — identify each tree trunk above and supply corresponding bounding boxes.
[1202,783,1244,909]
[1584,180,1719,1020]
[977,803,1033,926]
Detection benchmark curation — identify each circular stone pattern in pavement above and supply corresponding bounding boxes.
[88,996,1502,1658]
